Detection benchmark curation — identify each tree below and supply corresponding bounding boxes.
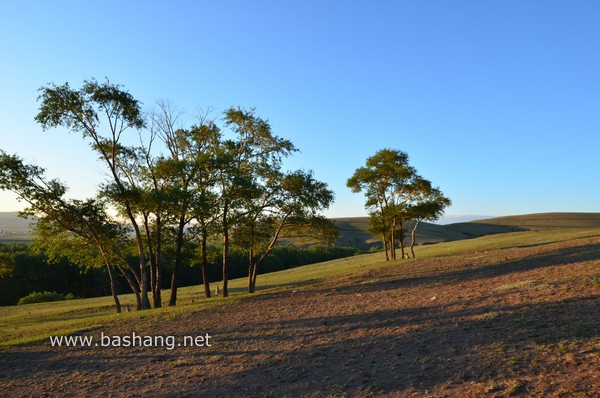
[347,149,416,260]
[0,151,133,312]
[407,186,451,258]
[216,107,297,297]
[32,215,126,312]
[148,103,222,305]
[35,79,152,309]
[234,169,336,293]
[6,78,335,308]
[348,148,450,260]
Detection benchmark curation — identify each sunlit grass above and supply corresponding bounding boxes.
[2,227,600,348]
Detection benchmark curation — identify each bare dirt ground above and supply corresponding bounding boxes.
[2,234,600,397]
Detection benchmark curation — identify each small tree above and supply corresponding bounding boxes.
[347,149,417,260]
[348,148,450,260]
[0,151,134,313]
[234,169,336,293]
[407,187,451,258]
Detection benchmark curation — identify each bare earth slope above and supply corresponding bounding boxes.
[2,229,600,397]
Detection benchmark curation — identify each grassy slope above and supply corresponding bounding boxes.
[2,212,599,347]
[3,225,599,348]
[3,226,600,396]
[334,212,600,250]
[472,212,600,229]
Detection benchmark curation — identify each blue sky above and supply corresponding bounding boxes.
[1,1,599,220]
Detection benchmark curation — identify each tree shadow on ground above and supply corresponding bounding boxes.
[353,243,600,295]
[2,240,600,397]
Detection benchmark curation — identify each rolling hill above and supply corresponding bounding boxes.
[3,211,600,248]
[470,212,600,229]
[0,212,31,232]
[0,212,34,243]
[333,212,600,250]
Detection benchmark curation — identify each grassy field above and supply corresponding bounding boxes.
[2,226,598,348]
[4,210,600,246]
[2,217,600,396]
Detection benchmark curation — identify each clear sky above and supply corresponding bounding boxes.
[1,1,599,220]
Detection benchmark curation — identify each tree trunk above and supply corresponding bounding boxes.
[200,225,211,298]
[383,238,389,260]
[222,199,229,297]
[380,220,389,261]
[143,214,162,309]
[119,258,142,294]
[106,263,121,314]
[410,219,420,258]
[251,262,259,293]
[169,215,186,306]
[129,219,151,309]
[154,216,162,308]
[399,223,407,259]
[117,263,142,310]
[248,248,254,293]
[390,218,397,261]
[248,217,286,293]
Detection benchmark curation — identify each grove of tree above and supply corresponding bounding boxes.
[0,78,337,312]
[347,148,451,260]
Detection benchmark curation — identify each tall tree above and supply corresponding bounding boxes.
[149,104,221,306]
[216,107,296,297]
[35,79,152,309]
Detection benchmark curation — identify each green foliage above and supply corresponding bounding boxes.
[0,242,111,306]
[17,291,70,305]
[35,78,145,136]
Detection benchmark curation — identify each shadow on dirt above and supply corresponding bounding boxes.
[2,240,600,397]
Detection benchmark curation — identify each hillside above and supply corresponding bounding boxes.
[0,212,34,243]
[333,212,600,250]
[4,211,600,248]
[471,212,600,229]
[2,227,600,396]
[0,212,31,232]
[333,217,468,250]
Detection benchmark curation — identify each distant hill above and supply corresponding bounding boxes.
[333,217,468,250]
[4,211,600,248]
[470,212,600,230]
[0,212,33,233]
[0,212,34,244]
[333,212,600,250]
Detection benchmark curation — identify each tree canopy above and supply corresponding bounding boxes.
[347,148,451,260]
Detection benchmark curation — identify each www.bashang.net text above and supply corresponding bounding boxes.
[49,332,212,350]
